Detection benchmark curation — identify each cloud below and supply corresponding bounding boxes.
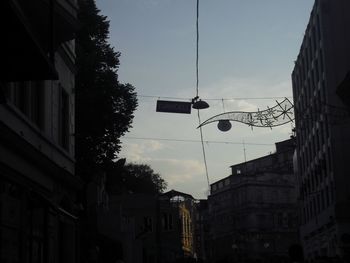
[120,140,205,186]
[121,140,165,162]
[120,143,208,198]
[150,158,205,185]
[236,100,258,112]
[149,158,209,199]
[200,76,292,100]
[135,0,170,7]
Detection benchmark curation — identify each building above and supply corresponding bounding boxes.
[90,189,197,263]
[194,199,209,262]
[207,139,298,262]
[0,1,80,262]
[291,0,350,261]
[160,190,198,262]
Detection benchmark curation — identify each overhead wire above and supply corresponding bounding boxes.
[137,94,293,101]
[195,0,210,189]
[123,136,274,146]
[196,0,199,98]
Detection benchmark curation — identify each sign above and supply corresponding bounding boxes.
[156,100,192,114]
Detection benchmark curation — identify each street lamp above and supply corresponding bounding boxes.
[217,120,232,132]
[192,96,209,110]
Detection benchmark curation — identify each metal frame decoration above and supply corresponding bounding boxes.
[198,98,295,130]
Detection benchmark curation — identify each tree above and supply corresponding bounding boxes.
[107,162,168,195]
[125,163,168,194]
[75,0,137,178]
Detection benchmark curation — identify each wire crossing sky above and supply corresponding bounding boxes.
[98,0,314,199]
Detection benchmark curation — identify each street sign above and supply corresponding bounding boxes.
[156,100,192,114]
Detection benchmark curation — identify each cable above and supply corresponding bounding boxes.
[123,136,274,146]
[221,98,226,112]
[198,111,210,188]
[195,0,210,189]
[138,94,293,101]
[196,0,199,98]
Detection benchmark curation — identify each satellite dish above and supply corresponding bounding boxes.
[217,120,231,132]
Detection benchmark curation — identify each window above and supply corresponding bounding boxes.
[58,219,76,263]
[14,81,29,114]
[330,181,335,203]
[0,181,21,263]
[325,186,330,207]
[30,81,45,129]
[31,206,45,263]
[277,213,283,226]
[143,217,153,232]
[257,190,263,202]
[162,213,173,231]
[257,214,266,226]
[321,189,325,210]
[5,81,45,129]
[59,86,69,150]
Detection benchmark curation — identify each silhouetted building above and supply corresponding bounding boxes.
[0,0,79,262]
[292,0,350,261]
[91,189,197,263]
[160,190,197,261]
[194,199,210,262]
[207,139,298,262]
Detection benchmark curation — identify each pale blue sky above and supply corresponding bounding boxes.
[97,0,314,199]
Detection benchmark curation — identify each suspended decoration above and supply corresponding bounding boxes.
[217,120,232,132]
[198,98,294,131]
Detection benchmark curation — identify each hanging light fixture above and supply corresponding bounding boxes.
[217,119,232,132]
[192,96,209,109]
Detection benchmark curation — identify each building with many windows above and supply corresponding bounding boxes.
[194,199,210,262]
[160,190,197,261]
[207,139,298,262]
[292,0,350,261]
[91,189,198,263]
[0,1,80,262]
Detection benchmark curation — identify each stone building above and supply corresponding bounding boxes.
[291,0,350,260]
[0,1,80,262]
[160,190,197,261]
[89,189,197,263]
[207,139,298,262]
[194,199,209,262]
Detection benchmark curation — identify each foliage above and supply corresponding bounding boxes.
[75,0,137,177]
[107,162,168,195]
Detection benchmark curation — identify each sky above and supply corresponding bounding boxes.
[97,0,314,199]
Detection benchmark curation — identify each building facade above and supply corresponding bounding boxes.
[194,199,209,262]
[90,189,197,263]
[207,139,298,262]
[160,190,197,262]
[292,0,350,261]
[0,1,80,262]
